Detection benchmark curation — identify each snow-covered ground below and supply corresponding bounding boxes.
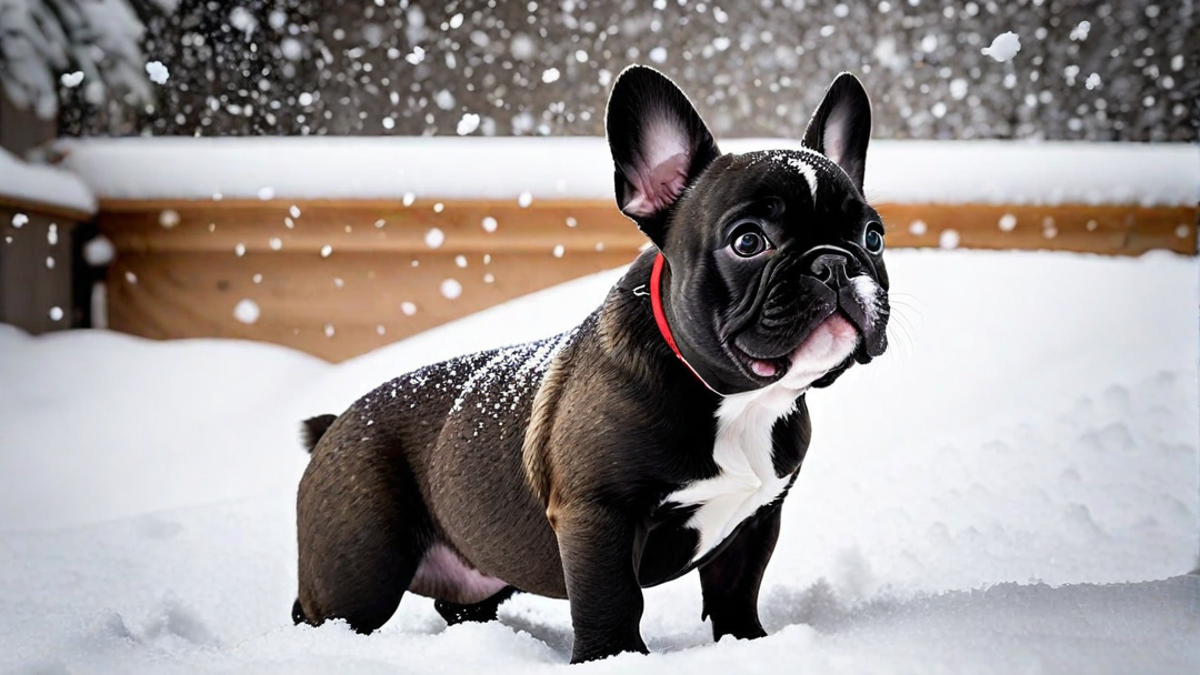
[1,249,1198,674]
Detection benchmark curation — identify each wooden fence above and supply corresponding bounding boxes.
[95,197,1198,362]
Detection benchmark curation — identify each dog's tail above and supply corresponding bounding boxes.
[300,414,338,454]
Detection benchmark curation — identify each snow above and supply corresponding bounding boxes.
[457,113,482,136]
[145,60,169,85]
[424,227,445,249]
[0,147,97,215]
[981,31,1021,62]
[55,138,1200,207]
[0,249,1197,673]
[440,278,463,300]
[233,298,261,325]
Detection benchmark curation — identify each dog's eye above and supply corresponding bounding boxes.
[864,222,885,255]
[731,227,769,257]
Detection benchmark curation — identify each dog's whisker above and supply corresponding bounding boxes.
[883,323,915,366]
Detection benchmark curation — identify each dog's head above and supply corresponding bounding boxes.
[606,66,890,396]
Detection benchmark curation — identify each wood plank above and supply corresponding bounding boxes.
[97,198,1198,256]
[106,248,634,363]
[0,194,94,223]
[96,199,643,255]
[94,198,1197,362]
[875,203,1197,256]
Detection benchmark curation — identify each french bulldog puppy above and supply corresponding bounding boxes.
[293,65,889,663]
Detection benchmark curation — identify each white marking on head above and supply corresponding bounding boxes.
[785,156,819,205]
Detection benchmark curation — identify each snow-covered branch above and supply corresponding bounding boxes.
[0,0,173,119]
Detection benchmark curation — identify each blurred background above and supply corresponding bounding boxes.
[34,0,1200,142]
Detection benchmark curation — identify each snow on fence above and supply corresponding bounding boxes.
[55,138,1200,362]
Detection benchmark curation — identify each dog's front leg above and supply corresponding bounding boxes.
[554,502,648,663]
[698,502,782,642]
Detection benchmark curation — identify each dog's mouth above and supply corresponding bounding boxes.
[729,310,862,388]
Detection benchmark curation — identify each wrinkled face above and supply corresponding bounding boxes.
[662,149,890,394]
[606,66,889,395]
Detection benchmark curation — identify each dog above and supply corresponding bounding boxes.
[293,65,889,663]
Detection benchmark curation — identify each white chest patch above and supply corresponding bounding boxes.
[662,313,863,563]
[663,386,799,562]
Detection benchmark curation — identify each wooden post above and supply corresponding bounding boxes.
[0,199,88,333]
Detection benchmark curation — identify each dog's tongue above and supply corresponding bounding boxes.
[750,360,778,377]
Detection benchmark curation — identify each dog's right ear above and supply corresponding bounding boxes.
[605,65,720,245]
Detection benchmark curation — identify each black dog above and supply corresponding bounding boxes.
[293,65,889,663]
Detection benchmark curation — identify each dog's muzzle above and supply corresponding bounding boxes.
[798,245,887,362]
[736,245,886,362]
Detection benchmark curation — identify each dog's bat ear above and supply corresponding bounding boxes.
[802,72,872,193]
[605,65,720,242]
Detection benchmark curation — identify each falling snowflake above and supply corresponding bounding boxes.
[425,228,445,249]
[441,279,463,299]
[939,229,961,249]
[145,61,169,84]
[457,113,481,135]
[233,299,261,324]
[981,32,1020,62]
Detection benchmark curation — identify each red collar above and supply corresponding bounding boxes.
[650,253,721,394]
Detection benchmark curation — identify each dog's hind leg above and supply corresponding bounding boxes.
[294,433,432,634]
[434,586,517,626]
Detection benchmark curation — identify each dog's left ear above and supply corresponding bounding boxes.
[605,65,720,244]
[802,72,872,193]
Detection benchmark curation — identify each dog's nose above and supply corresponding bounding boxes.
[810,253,850,284]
